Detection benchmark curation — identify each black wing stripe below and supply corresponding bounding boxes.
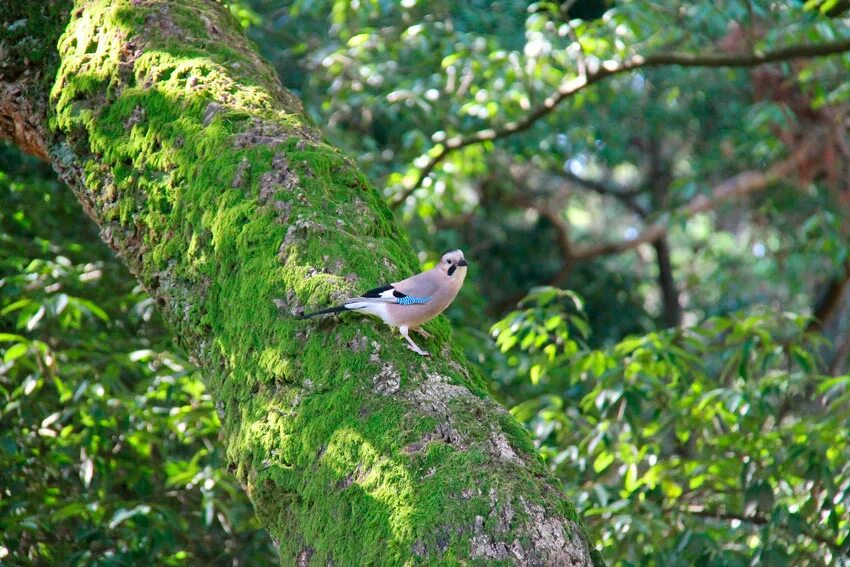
[362,284,395,298]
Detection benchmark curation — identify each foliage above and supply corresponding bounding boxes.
[491,287,850,565]
[0,147,275,564]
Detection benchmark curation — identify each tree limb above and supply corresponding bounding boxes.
[570,142,814,261]
[653,237,682,327]
[490,146,806,313]
[560,170,648,217]
[671,505,841,552]
[390,38,850,208]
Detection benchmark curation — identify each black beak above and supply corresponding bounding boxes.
[457,259,468,267]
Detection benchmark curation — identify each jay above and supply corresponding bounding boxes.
[302,249,468,356]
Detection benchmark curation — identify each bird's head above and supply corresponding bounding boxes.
[438,249,468,279]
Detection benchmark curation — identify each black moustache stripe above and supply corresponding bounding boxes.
[448,265,457,276]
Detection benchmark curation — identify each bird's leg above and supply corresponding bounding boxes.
[413,326,431,339]
[399,326,430,356]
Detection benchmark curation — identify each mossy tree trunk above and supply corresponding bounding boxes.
[0,1,597,564]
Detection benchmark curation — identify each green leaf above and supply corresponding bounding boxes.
[530,364,544,385]
[74,298,109,322]
[593,451,615,473]
[624,463,639,493]
[51,503,88,522]
[108,505,152,529]
[0,333,25,342]
[0,298,31,315]
[3,342,28,363]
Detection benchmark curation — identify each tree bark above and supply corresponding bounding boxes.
[652,237,681,328]
[807,259,850,333]
[0,1,597,565]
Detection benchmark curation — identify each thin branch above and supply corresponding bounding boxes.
[561,170,648,217]
[653,237,682,327]
[491,142,812,313]
[560,0,587,79]
[631,38,850,68]
[389,38,850,208]
[744,1,756,54]
[536,206,575,285]
[500,190,575,271]
[570,142,814,261]
[489,189,576,313]
[670,505,841,552]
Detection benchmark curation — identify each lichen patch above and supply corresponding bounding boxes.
[233,117,294,149]
[373,362,401,395]
[490,432,520,463]
[260,153,298,198]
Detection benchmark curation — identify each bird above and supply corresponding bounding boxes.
[301,249,469,356]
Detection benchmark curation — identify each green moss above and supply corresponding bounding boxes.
[43,0,594,564]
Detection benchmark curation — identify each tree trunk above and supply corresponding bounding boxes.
[652,237,682,328]
[0,1,597,565]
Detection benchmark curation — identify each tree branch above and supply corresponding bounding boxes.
[390,38,850,208]
[537,205,576,285]
[671,505,841,552]
[497,185,576,280]
[488,185,577,313]
[570,143,814,261]
[653,237,682,327]
[560,170,648,217]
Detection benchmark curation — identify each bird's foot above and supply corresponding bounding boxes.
[399,326,430,356]
[413,327,432,339]
[406,344,431,357]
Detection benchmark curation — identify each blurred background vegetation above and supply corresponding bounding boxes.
[2,0,850,564]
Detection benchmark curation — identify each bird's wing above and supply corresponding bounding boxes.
[358,284,403,302]
[390,270,440,300]
[350,273,437,305]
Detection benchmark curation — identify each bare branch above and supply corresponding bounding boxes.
[390,38,850,208]
[631,38,850,68]
[489,187,577,312]
[653,237,682,327]
[570,142,814,260]
[671,505,840,552]
[560,170,648,217]
[560,0,587,78]
[491,141,811,313]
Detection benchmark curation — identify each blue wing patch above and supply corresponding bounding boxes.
[397,295,432,305]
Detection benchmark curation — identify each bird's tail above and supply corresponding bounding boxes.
[300,305,349,319]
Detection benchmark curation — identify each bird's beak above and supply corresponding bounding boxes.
[457,259,468,267]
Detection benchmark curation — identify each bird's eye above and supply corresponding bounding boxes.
[447,259,453,264]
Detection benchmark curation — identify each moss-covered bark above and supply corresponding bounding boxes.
[0,1,599,564]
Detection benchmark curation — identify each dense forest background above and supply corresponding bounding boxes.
[2,0,849,564]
